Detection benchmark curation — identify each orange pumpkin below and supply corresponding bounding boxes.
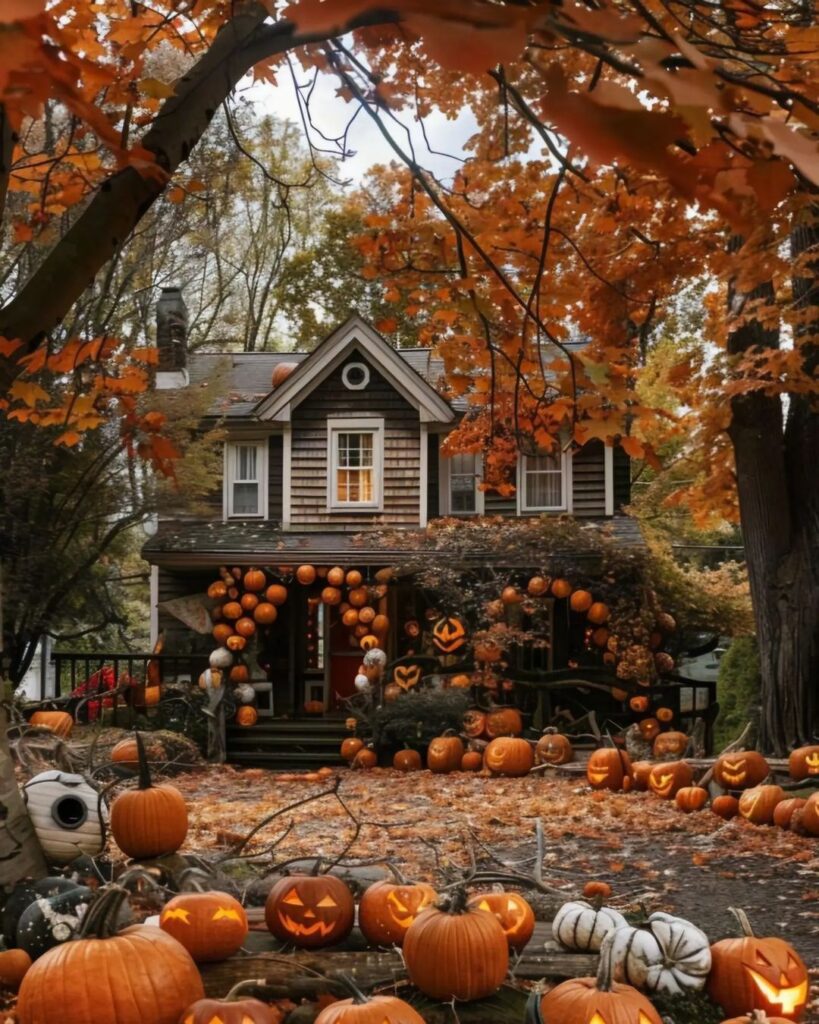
[629,695,650,714]
[229,664,249,684]
[468,891,535,951]
[711,795,740,820]
[550,578,572,599]
[372,613,390,635]
[342,608,360,627]
[787,745,819,782]
[358,880,437,947]
[652,731,690,758]
[265,875,354,949]
[348,587,368,608]
[321,586,342,606]
[358,606,376,624]
[226,634,246,652]
[243,569,266,593]
[656,707,674,723]
[527,576,549,596]
[352,748,378,769]
[222,601,242,620]
[345,569,363,588]
[29,711,73,739]
[0,948,31,991]
[296,565,317,585]
[484,707,523,738]
[265,583,288,606]
[340,738,364,762]
[314,992,425,1024]
[427,735,464,773]
[111,737,166,768]
[648,760,694,799]
[675,786,709,813]
[738,785,785,825]
[569,590,593,613]
[713,751,770,790]
[798,791,819,834]
[450,673,472,689]
[535,731,573,766]
[773,798,806,830]
[240,593,259,613]
[591,627,610,648]
[587,602,610,625]
[539,947,662,1024]
[359,634,379,651]
[484,737,533,776]
[583,881,612,900]
[207,581,228,601]
[587,748,633,792]
[502,585,522,605]
[303,700,324,715]
[393,749,422,772]
[235,706,258,727]
[160,891,248,962]
[638,717,660,741]
[461,751,483,771]
[432,616,467,654]
[326,566,346,587]
[212,623,234,645]
[234,616,256,638]
[630,761,653,791]
[253,602,277,625]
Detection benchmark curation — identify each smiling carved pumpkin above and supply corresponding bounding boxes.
[648,761,694,800]
[708,910,808,1021]
[432,616,467,654]
[587,748,633,792]
[535,731,574,765]
[264,875,354,949]
[468,891,535,951]
[787,745,819,782]
[160,891,248,962]
[358,880,437,946]
[714,751,771,790]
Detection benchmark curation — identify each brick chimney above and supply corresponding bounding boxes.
[156,287,189,371]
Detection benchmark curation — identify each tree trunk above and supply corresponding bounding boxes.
[727,231,819,754]
[0,700,49,884]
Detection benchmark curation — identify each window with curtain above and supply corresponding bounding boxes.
[227,442,265,517]
[521,453,565,511]
[449,452,480,513]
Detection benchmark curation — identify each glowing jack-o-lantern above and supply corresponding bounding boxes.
[358,880,437,947]
[468,891,535,951]
[393,664,423,690]
[647,761,694,800]
[708,910,808,1021]
[265,875,354,949]
[787,745,819,782]
[535,731,574,765]
[159,891,248,962]
[587,748,633,792]
[432,616,467,654]
[713,751,770,791]
[313,990,426,1024]
[181,988,278,1024]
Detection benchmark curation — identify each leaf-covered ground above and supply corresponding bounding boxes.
[171,765,819,1020]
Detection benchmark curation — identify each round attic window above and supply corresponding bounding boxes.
[342,362,370,390]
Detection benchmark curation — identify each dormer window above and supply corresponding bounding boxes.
[328,418,384,511]
[225,440,268,519]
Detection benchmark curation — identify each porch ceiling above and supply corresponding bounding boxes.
[142,516,644,569]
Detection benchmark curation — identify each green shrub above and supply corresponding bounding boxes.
[714,636,760,749]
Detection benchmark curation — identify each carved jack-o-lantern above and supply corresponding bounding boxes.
[181,990,277,1024]
[708,910,808,1020]
[265,875,354,949]
[535,731,574,765]
[432,616,467,654]
[468,891,535,951]
[358,880,437,947]
[160,891,248,963]
[648,761,694,800]
[393,664,423,690]
[23,770,106,866]
[787,745,819,782]
[713,751,770,791]
[587,748,633,792]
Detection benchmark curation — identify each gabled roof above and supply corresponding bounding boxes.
[253,315,455,424]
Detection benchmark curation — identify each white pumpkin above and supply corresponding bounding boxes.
[354,674,370,692]
[233,683,256,704]
[552,899,628,952]
[362,647,387,669]
[209,647,233,670]
[605,911,711,996]
[23,770,106,866]
[198,667,223,690]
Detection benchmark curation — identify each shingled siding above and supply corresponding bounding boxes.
[571,440,606,518]
[269,434,283,522]
[289,354,421,529]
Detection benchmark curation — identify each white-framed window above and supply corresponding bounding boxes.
[224,440,268,519]
[518,451,567,512]
[440,452,484,515]
[327,418,384,511]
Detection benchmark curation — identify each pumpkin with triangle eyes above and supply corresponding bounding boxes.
[467,891,535,951]
[432,616,467,654]
[787,745,819,782]
[264,875,354,948]
[358,880,437,946]
[180,989,277,1024]
[159,891,247,962]
[313,990,426,1024]
[707,910,808,1021]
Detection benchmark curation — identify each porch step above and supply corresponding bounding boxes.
[226,717,348,768]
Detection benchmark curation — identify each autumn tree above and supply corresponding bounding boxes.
[0,0,817,760]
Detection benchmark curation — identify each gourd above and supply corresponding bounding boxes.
[605,911,711,996]
[552,899,628,952]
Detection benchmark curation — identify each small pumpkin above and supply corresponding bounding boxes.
[29,711,73,739]
[656,707,674,723]
[393,749,422,772]
[550,578,572,599]
[552,899,628,952]
[265,583,288,606]
[296,565,317,585]
[463,709,486,738]
[212,623,234,644]
[313,984,426,1024]
[403,888,509,1000]
[648,761,694,800]
[304,700,325,715]
[502,585,522,605]
[243,568,266,592]
[587,601,610,625]
[652,731,689,759]
[393,663,423,690]
[484,737,533,776]
[638,717,660,741]
[111,737,166,768]
[0,948,31,991]
[226,634,246,652]
[450,672,472,688]
[800,790,819,834]
[738,785,786,826]
[181,983,276,1024]
[109,732,188,859]
[358,879,437,947]
[711,795,740,820]
[235,706,258,727]
[265,874,354,949]
[707,908,808,1020]
[222,601,242,620]
[527,576,549,596]
[427,734,464,773]
[207,581,228,600]
[484,707,523,737]
[160,891,248,962]
[254,602,278,625]
[535,730,573,765]
[630,761,653,792]
[720,1014,794,1024]
[587,748,633,792]
[461,751,483,771]
[583,881,612,900]
[341,738,364,762]
[629,695,650,714]
[326,566,345,587]
[787,745,819,782]
[16,887,204,1024]
[713,751,770,790]
[352,747,378,769]
[676,786,709,813]
[569,589,593,613]
[468,891,535,951]
[773,798,806,830]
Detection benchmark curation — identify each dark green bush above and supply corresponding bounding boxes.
[714,636,760,749]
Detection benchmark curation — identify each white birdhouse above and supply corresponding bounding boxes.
[23,771,106,866]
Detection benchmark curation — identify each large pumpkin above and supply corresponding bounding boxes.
[16,888,204,1024]
[587,748,633,792]
[265,874,354,949]
[539,940,663,1024]
[431,616,467,654]
[707,909,808,1020]
[484,707,523,737]
[160,891,248,962]
[647,761,694,800]
[109,732,188,859]
[29,711,73,739]
[403,889,509,1000]
[738,785,786,826]
[358,880,437,947]
[713,751,770,790]
[467,891,535,951]
[606,911,711,997]
[773,798,806,830]
[787,745,819,782]
[427,734,464,773]
[535,731,574,765]
[484,737,533,776]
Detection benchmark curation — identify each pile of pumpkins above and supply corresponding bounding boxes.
[584,741,819,836]
[549,889,809,1023]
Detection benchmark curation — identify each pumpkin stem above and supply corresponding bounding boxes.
[595,933,617,993]
[338,974,370,1004]
[541,727,558,735]
[728,906,755,937]
[224,980,267,1001]
[134,730,152,791]
[78,886,130,940]
[438,886,469,915]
